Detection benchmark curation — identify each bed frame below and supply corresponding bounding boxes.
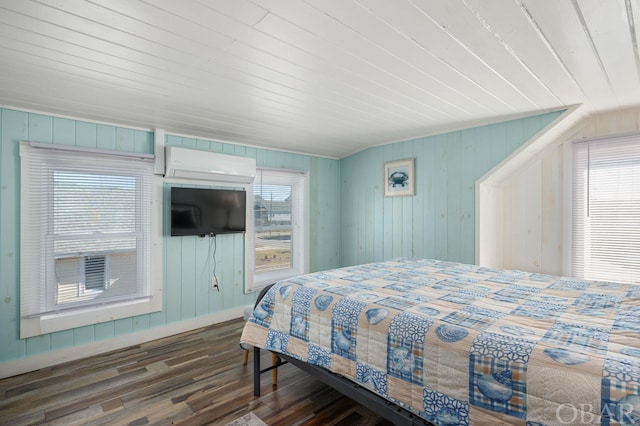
[252,347,432,425]
[249,284,433,426]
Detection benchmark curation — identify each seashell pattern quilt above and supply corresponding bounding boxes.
[240,258,640,425]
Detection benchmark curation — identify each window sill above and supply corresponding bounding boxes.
[20,296,162,339]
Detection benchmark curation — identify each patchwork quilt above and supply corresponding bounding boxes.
[240,258,640,425]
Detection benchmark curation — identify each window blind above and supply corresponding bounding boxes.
[572,133,640,284]
[20,142,154,317]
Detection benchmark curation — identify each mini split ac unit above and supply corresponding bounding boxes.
[164,146,256,184]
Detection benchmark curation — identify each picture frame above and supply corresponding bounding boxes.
[384,158,415,197]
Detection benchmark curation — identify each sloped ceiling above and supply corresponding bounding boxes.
[0,0,638,158]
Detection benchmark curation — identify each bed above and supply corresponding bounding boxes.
[240,258,640,425]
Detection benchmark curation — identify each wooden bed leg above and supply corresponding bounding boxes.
[271,353,278,386]
[253,346,261,397]
[242,348,249,365]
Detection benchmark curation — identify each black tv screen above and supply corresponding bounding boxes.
[170,187,247,236]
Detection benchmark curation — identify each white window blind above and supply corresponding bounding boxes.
[246,168,307,291]
[572,133,640,284]
[20,142,154,326]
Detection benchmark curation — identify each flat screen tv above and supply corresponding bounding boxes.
[170,187,247,236]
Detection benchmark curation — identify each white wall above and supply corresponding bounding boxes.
[499,106,640,275]
[502,143,563,273]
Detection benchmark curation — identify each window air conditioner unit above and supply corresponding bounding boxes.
[164,147,256,184]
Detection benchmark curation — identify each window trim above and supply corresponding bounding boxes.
[19,141,163,338]
[245,168,309,292]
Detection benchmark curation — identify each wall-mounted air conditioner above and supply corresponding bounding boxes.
[164,146,256,184]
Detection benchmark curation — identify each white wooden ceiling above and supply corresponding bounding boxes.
[0,0,638,158]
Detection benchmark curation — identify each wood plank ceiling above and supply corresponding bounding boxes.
[0,0,638,158]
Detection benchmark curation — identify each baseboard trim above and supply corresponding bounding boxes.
[0,307,244,379]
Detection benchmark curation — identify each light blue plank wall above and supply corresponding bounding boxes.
[0,108,340,364]
[1,109,26,361]
[0,107,558,365]
[338,111,563,267]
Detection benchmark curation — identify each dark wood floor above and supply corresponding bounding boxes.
[0,318,393,425]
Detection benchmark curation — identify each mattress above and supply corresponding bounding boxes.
[240,258,640,425]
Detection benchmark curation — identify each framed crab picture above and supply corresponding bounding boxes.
[384,158,415,197]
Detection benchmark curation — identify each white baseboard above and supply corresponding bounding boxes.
[0,307,244,379]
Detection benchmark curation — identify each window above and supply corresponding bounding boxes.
[20,142,162,338]
[572,133,640,284]
[246,168,308,291]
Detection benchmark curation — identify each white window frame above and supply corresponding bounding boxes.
[571,131,640,284]
[20,142,163,338]
[245,168,309,292]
